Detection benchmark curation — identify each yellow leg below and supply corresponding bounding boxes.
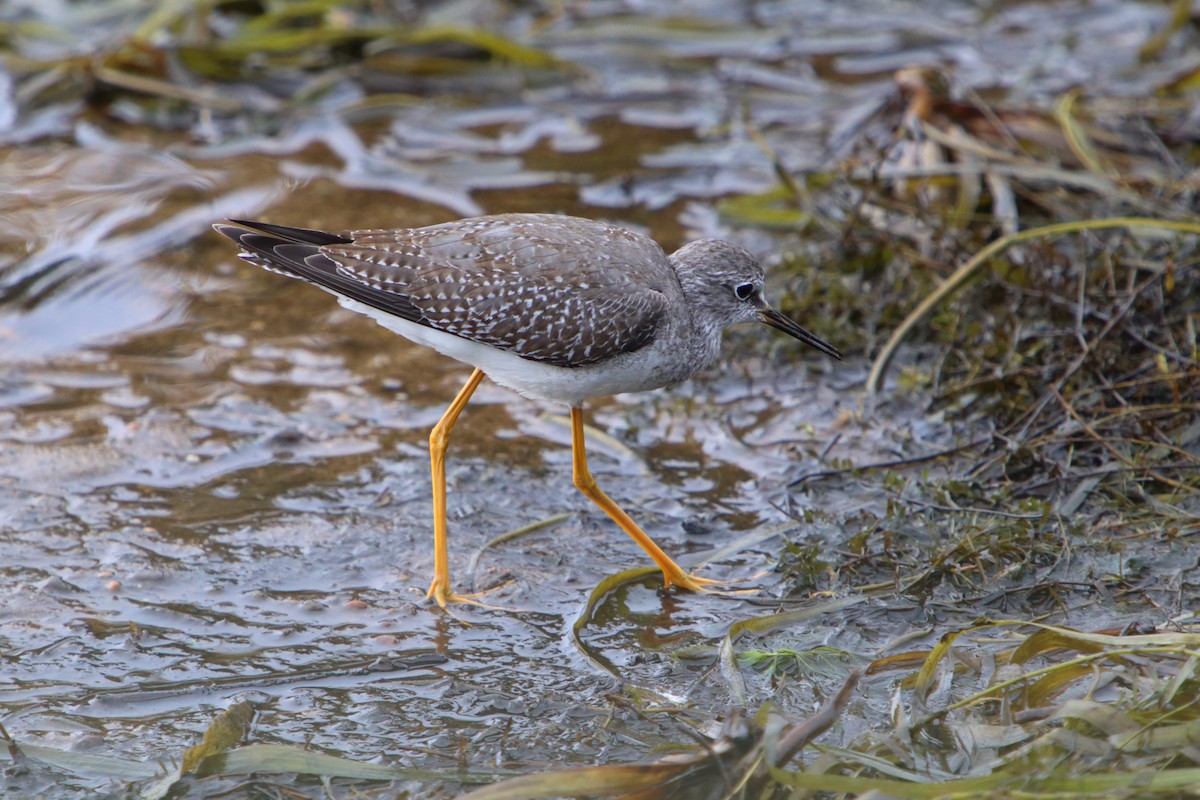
[426,368,494,610]
[570,407,717,592]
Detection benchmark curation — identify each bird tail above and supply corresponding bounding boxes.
[211,220,348,281]
[211,220,424,324]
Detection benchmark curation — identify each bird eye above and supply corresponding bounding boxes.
[734,282,755,300]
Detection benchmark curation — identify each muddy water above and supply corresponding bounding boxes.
[1,0,1190,796]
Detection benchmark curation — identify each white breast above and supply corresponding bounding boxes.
[337,296,715,407]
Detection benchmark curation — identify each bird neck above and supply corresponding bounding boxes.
[656,300,724,387]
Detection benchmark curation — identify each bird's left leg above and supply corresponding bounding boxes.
[426,368,508,610]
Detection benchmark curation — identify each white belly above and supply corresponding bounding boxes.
[339,297,695,407]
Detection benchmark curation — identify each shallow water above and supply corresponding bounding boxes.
[1,0,1193,796]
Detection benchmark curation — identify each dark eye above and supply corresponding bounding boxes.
[734,282,755,300]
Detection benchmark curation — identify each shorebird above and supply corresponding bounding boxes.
[214,214,840,608]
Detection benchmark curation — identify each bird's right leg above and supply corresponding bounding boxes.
[568,406,719,592]
[426,368,492,609]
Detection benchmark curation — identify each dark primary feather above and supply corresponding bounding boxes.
[227,219,352,247]
[213,215,675,368]
[213,222,427,324]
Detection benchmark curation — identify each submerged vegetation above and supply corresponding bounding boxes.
[1,0,1198,798]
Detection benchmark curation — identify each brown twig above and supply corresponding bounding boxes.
[1051,387,1193,493]
[772,668,863,766]
[788,437,990,487]
[1013,461,1200,495]
[1010,267,1161,442]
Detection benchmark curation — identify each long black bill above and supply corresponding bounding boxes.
[760,307,843,360]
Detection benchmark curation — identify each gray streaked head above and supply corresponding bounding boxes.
[669,239,767,328]
[669,238,842,360]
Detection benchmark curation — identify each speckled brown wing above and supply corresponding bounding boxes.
[320,214,677,368]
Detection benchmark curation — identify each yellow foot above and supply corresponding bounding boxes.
[659,565,756,595]
[426,576,513,613]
